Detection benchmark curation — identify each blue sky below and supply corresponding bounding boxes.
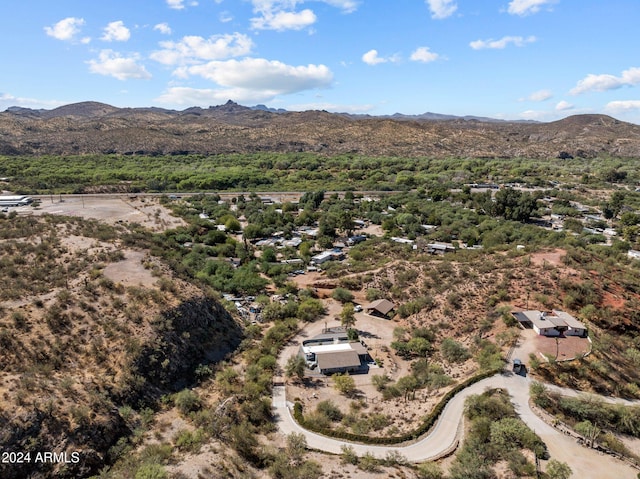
[1,0,640,123]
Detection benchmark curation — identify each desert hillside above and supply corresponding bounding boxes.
[0,213,242,479]
[1,101,640,158]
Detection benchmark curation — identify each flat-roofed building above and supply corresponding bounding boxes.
[300,330,370,375]
[512,309,587,337]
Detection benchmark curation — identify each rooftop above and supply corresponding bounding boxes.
[316,350,361,371]
[365,299,396,315]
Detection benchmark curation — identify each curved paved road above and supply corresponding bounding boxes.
[273,372,639,478]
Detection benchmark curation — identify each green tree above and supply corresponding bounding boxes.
[408,336,431,357]
[396,375,419,401]
[333,373,356,396]
[299,241,312,259]
[225,217,241,232]
[285,355,306,382]
[297,298,325,322]
[262,247,277,263]
[575,420,601,448]
[332,287,354,303]
[546,459,572,479]
[340,302,356,329]
[286,432,308,466]
[491,187,538,222]
[242,223,263,239]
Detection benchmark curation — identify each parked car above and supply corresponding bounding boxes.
[354,305,363,312]
[512,358,523,373]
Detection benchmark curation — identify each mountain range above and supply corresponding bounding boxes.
[1,100,640,158]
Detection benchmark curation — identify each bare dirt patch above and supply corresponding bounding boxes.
[513,329,591,364]
[602,291,626,310]
[530,248,566,267]
[103,250,157,288]
[25,195,185,232]
[533,335,591,361]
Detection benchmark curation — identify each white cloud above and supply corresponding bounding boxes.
[87,50,151,80]
[182,58,333,94]
[570,67,640,95]
[0,93,65,111]
[320,0,359,13]
[164,57,333,103]
[154,23,172,35]
[519,109,549,121]
[101,21,131,42]
[166,0,198,9]
[470,35,536,50]
[362,49,399,65]
[555,100,573,111]
[426,0,457,19]
[362,49,385,65]
[521,89,552,102]
[249,1,357,31]
[44,17,85,41]
[155,87,246,105]
[287,102,374,113]
[167,0,185,9]
[251,9,317,31]
[151,33,253,65]
[219,11,234,23]
[410,46,439,63]
[606,100,640,113]
[507,0,557,16]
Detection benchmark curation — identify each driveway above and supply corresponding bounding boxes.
[273,373,639,478]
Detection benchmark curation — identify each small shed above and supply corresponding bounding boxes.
[365,299,396,317]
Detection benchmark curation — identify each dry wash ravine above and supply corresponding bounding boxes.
[272,373,639,478]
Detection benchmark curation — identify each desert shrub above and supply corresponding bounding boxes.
[332,287,354,303]
[366,288,383,301]
[174,389,201,415]
[340,445,358,465]
[173,428,205,452]
[316,400,343,422]
[416,462,444,479]
[372,374,391,392]
[358,452,380,472]
[441,338,470,363]
[296,298,325,321]
[475,341,504,370]
[135,463,168,479]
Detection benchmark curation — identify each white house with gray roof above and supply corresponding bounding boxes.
[512,310,587,337]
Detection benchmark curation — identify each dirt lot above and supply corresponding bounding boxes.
[19,195,185,232]
[103,250,158,288]
[512,328,592,366]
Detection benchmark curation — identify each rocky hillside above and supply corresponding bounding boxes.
[0,214,242,479]
[1,101,640,158]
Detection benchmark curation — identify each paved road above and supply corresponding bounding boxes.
[273,372,639,478]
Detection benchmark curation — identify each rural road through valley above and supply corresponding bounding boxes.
[272,373,639,478]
